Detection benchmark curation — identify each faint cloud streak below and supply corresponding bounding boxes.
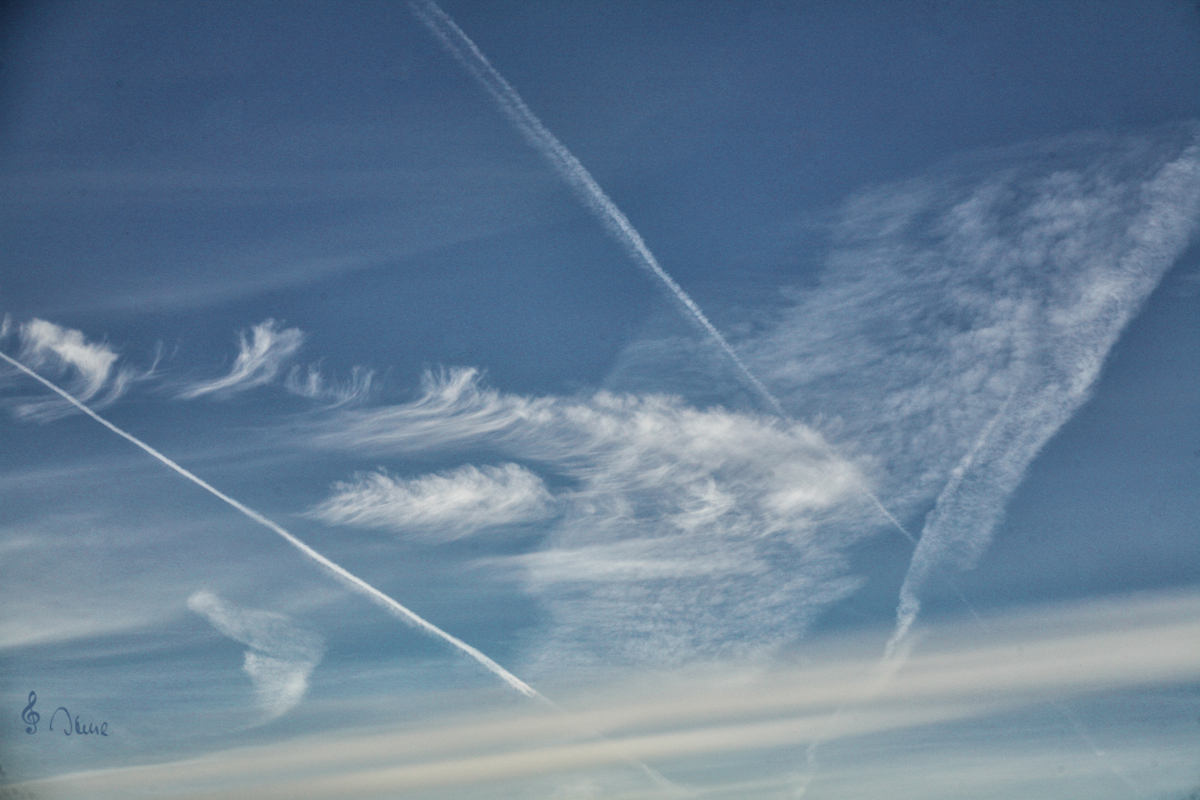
[187,590,324,721]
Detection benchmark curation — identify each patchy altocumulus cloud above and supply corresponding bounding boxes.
[307,463,555,541]
[750,125,1200,638]
[187,590,324,721]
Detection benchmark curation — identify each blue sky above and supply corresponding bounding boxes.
[2,2,1200,798]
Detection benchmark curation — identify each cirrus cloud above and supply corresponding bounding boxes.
[307,463,556,541]
[1,317,152,421]
[179,319,305,400]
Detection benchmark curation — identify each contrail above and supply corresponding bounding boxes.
[886,392,1018,658]
[401,5,988,792]
[0,349,541,701]
[406,0,917,550]
[408,0,784,418]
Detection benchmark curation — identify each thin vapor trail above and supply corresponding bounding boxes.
[406,0,917,550]
[0,349,542,701]
[887,392,1019,657]
[407,0,783,418]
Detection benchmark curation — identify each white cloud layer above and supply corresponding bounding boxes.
[312,368,866,670]
[179,319,305,399]
[609,123,1200,642]
[308,463,555,541]
[187,590,324,721]
[19,319,116,400]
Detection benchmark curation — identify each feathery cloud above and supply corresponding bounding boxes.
[179,319,304,400]
[308,463,555,541]
[318,125,1200,671]
[284,363,375,406]
[1,318,147,420]
[19,319,117,400]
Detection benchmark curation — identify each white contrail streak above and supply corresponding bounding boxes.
[408,0,784,418]
[406,0,917,551]
[887,392,1018,657]
[0,349,542,701]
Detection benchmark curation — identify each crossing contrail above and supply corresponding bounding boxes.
[0,349,542,701]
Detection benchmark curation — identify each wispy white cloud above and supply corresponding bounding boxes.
[179,319,304,400]
[1,347,544,699]
[1,318,150,420]
[311,368,866,670]
[284,363,375,406]
[308,463,555,541]
[19,318,117,400]
[228,125,1200,679]
[887,130,1200,628]
[187,590,324,721]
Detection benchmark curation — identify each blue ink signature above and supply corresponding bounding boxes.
[21,692,107,737]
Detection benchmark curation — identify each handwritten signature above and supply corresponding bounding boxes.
[21,692,107,737]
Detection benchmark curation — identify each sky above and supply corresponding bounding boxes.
[1,1,1200,798]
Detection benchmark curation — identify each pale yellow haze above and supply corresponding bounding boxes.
[20,587,1200,800]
